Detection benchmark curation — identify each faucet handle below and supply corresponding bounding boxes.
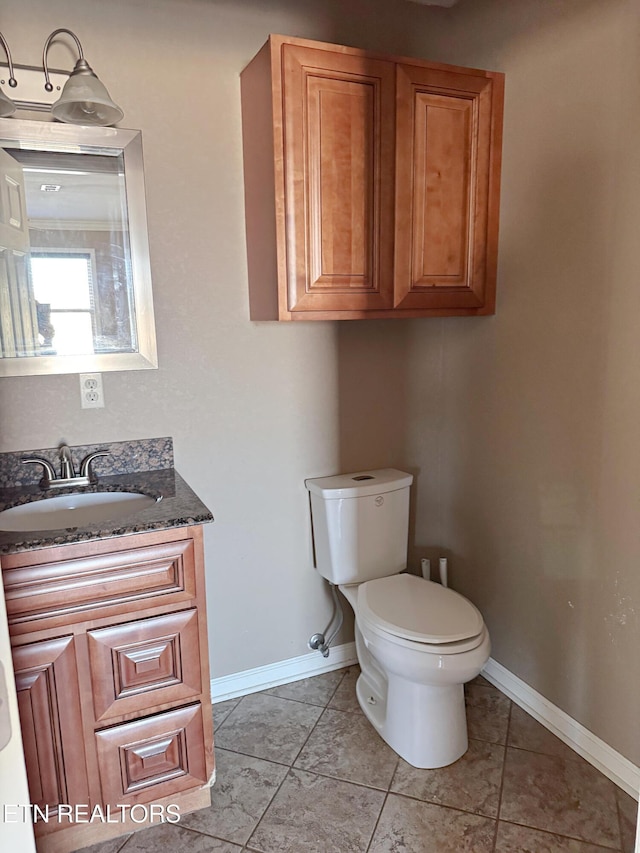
[79,450,110,482]
[21,457,56,487]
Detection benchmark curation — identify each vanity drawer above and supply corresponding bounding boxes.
[3,537,197,628]
[95,703,208,806]
[88,608,202,722]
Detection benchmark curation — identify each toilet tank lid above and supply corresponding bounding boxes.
[305,468,413,499]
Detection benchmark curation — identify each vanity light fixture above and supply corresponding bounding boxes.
[0,32,17,117]
[0,29,122,125]
[42,28,123,126]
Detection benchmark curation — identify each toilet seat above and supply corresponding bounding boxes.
[357,574,485,648]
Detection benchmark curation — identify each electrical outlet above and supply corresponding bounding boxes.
[79,373,105,409]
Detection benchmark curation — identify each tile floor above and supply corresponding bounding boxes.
[79,668,637,853]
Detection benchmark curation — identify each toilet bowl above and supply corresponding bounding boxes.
[340,575,490,768]
[305,468,491,769]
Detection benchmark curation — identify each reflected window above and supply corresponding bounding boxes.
[0,120,157,375]
[29,252,96,355]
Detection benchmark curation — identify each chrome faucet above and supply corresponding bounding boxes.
[59,444,75,480]
[22,445,110,489]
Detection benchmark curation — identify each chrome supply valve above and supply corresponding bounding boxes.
[308,632,330,658]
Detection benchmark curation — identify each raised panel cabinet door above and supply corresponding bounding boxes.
[394,63,504,313]
[13,635,89,816]
[282,44,396,312]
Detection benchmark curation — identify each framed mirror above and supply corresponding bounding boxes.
[0,118,157,376]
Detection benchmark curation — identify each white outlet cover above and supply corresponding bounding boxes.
[79,373,105,409]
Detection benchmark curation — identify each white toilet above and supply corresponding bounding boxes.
[305,468,491,769]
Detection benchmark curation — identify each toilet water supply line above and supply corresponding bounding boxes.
[308,582,344,658]
[421,557,449,587]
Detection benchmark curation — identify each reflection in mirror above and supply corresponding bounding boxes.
[0,119,157,376]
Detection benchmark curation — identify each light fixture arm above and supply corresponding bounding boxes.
[43,27,91,92]
[0,31,17,89]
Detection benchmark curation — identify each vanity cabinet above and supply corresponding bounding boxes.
[1,525,214,853]
[241,35,504,320]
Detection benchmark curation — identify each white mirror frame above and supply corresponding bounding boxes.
[0,118,157,376]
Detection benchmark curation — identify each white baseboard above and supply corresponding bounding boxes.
[483,658,640,800]
[210,641,357,703]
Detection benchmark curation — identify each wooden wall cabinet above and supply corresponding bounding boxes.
[241,35,504,321]
[1,526,214,853]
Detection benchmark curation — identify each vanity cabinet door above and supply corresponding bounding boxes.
[393,62,503,314]
[13,635,89,816]
[281,44,396,314]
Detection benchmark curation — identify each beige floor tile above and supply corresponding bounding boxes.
[328,665,363,714]
[616,787,639,853]
[391,739,505,817]
[212,697,241,729]
[508,705,584,762]
[213,693,322,764]
[248,767,385,853]
[178,748,288,845]
[500,747,621,849]
[495,821,618,852]
[120,823,241,851]
[261,669,345,706]
[294,707,398,789]
[76,835,131,853]
[465,681,511,744]
[368,793,496,853]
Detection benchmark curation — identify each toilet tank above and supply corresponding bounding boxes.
[305,469,413,585]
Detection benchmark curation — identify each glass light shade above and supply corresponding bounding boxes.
[51,72,123,126]
[0,86,15,117]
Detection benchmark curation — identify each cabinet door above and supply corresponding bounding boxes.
[282,44,396,313]
[394,63,503,313]
[13,636,89,816]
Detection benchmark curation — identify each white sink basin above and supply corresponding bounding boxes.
[0,491,159,532]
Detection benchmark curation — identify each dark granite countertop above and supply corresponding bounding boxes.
[0,468,213,555]
[0,439,213,555]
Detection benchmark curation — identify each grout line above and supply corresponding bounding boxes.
[213,744,292,767]
[365,791,389,853]
[291,704,327,765]
[114,833,133,852]
[496,818,624,852]
[212,695,243,733]
[492,698,513,852]
[615,788,627,853]
[286,762,398,796]
[242,760,293,852]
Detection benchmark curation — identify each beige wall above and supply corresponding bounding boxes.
[409,0,640,764]
[1,0,638,768]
